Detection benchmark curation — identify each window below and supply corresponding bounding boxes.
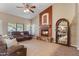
[24,24,30,31]
[8,23,31,33]
[24,24,27,31]
[24,24,31,33]
[16,24,24,31]
[8,23,16,32]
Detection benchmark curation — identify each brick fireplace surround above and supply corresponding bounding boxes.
[38,6,52,42]
[39,6,52,37]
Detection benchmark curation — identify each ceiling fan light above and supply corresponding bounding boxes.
[24,10,26,12]
[24,9,30,13]
[26,9,30,12]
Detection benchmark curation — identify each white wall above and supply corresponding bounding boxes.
[52,4,77,47]
[52,3,76,41]
[0,20,3,35]
[0,12,31,35]
[31,15,39,36]
[77,4,79,49]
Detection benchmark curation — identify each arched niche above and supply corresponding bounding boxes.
[56,18,70,46]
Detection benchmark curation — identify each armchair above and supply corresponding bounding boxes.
[0,35,27,56]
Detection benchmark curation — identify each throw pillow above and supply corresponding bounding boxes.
[4,38,18,48]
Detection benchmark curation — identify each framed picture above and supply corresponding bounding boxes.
[42,13,49,25]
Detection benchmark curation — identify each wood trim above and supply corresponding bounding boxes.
[39,6,52,37]
[56,18,70,46]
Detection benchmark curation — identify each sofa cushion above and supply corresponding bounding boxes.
[4,38,18,48]
[23,31,29,35]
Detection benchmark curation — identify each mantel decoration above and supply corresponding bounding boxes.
[42,13,49,25]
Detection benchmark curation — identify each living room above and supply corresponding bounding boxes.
[0,3,79,56]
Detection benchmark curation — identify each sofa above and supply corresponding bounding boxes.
[11,31,33,42]
[0,35,27,56]
[0,36,7,56]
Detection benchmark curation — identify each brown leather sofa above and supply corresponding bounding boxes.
[11,31,32,42]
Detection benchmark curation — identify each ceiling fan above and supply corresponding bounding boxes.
[16,3,36,13]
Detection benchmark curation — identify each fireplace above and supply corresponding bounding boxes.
[39,25,53,42]
[41,29,49,36]
[38,6,52,42]
[39,6,52,37]
[40,25,50,37]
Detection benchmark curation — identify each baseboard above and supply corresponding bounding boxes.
[71,44,77,47]
[69,44,79,50]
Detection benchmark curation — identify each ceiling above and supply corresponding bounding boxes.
[0,3,52,19]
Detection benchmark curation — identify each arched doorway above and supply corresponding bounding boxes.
[56,18,70,46]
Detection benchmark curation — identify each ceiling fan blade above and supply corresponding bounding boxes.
[29,9,34,13]
[23,3,27,7]
[16,6,23,8]
[31,6,36,8]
